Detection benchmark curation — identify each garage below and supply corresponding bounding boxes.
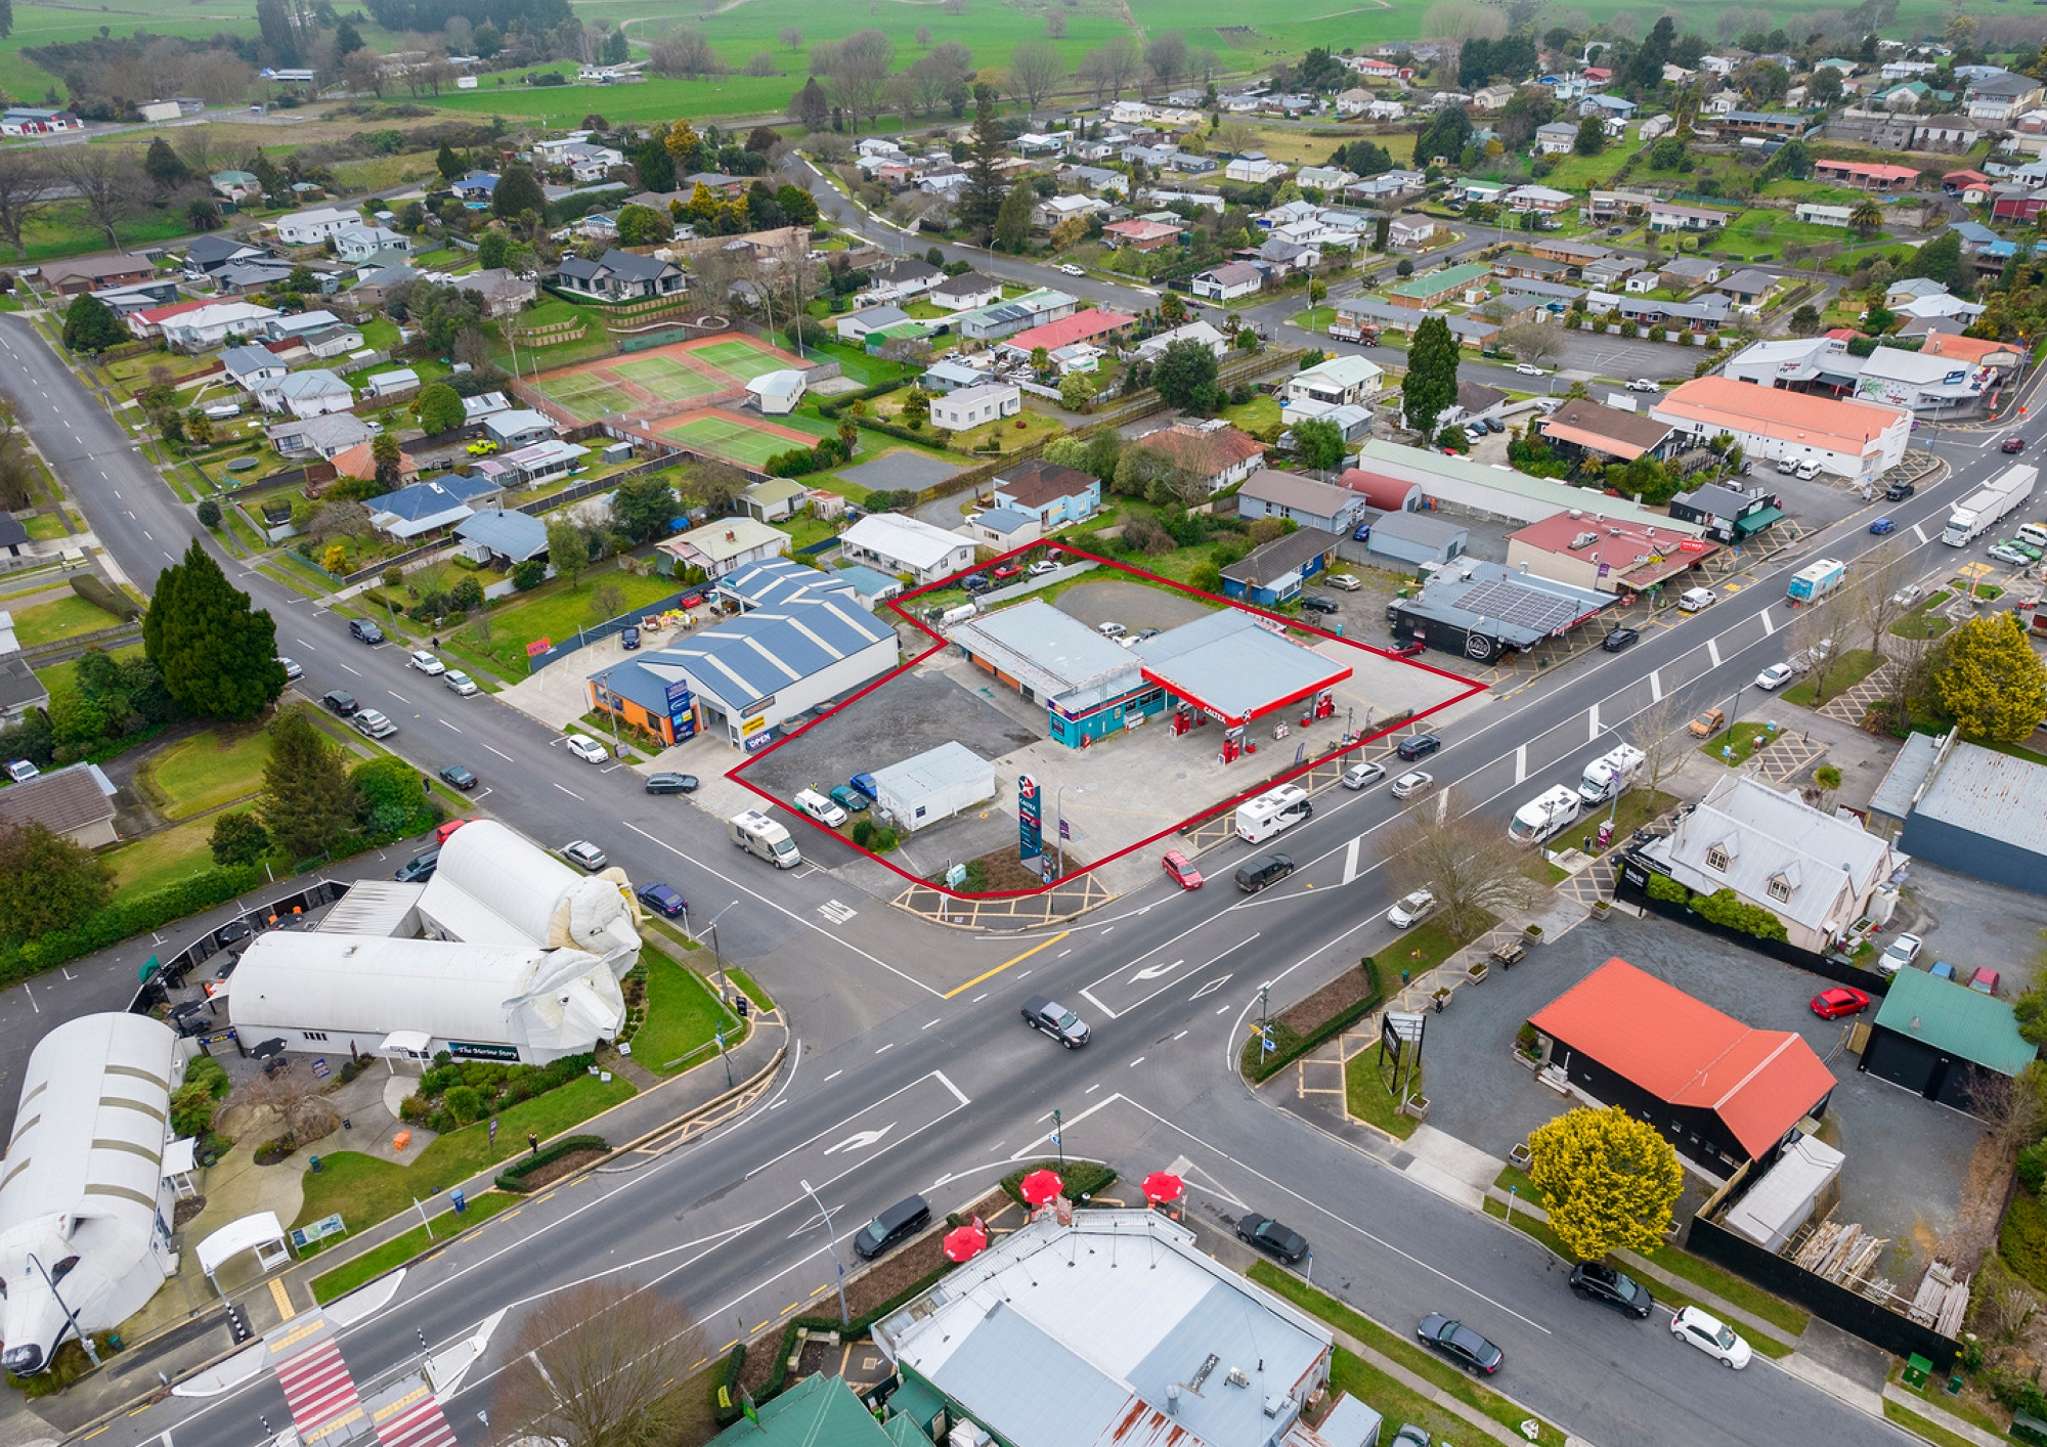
[1859,966,2038,1116]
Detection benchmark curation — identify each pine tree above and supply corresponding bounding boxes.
[142,540,285,722]
[261,708,356,861]
[0,822,112,941]
[790,77,829,131]
[1402,314,1459,437]
[993,182,1033,252]
[436,142,464,182]
[144,137,189,191]
[960,83,1010,243]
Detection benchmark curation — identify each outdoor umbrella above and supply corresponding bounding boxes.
[943,1222,988,1263]
[1019,1169,1064,1207]
[1142,1171,1184,1206]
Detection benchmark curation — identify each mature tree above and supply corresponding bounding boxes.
[1526,1106,1684,1262]
[1152,338,1221,413]
[616,202,672,245]
[1059,370,1098,410]
[1900,228,1966,294]
[209,810,271,867]
[1624,691,1688,800]
[493,1281,703,1447]
[817,28,895,130]
[632,137,676,193]
[52,146,141,250]
[0,822,112,940]
[1809,66,1845,106]
[261,708,355,861]
[143,540,285,723]
[1788,302,1821,336]
[1848,197,1883,239]
[1415,105,1474,167]
[675,459,750,515]
[992,179,1034,252]
[416,383,465,435]
[610,474,678,542]
[143,137,190,193]
[1007,41,1063,112]
[1574,114,1607,155]
[790,76,830,131]
[959,83,1009,242]
[1384,808,1538,938]
[62,292,126,354]
[1145,32,1189,88]
[1933,613,2047,742]
[0,148,55,257]
[435,141,465,182]
[1293,417,1346,471]
[1402,314,1459,437]
[1498,319,1564,369]
[649,30,720,77]
[492,163,546,223]
[545,517,589,586]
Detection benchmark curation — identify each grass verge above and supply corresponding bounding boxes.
[1699,719,1784,767]
[1884,1397,1987,1447]
[725,965,776,1014]
[1782,648,1881,708]
[310,1190,521,1305]
[1344,1048,1421,1139]
[633,947,742,1075]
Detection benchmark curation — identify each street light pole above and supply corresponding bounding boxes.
[1052,1106,1064,1171]
[799,1178,851,1326]
[27,1252,98,1368]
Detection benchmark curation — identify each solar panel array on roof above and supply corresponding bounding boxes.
[1457,575,1592,636]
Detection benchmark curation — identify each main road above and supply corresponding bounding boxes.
[9,256,2017,1445]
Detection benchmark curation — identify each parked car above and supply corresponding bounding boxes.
[1097,621,1128,640]
[1931,960,1958,981]
[1514,363,1544,377]
[1028,559,1060,577]
[1390,770,1434,800]
[321,690,358,717]
[1601,626,1639,653]
[348,618,384,644]
[1891,583,1922,608]
[961,572,992,593]
[4,759,36,783]
[438,763,478,791]
[827,784,868,813]
[1396,733,1442,762]
[852,1194,931,1260]
[1754,663,1796,691]
[408,650,445,675]
[1687,706,1725,738]
[1972,967,2002,996]
[991,563,1020,581]
[1390,639,1426,658]
[1342,761,1385,790]
[1626,378,1659,392]
[1569,1261,1653,1319]
[1236,1213,1309,1264]
[444,671,479,697]
[214,919,254,950]
[350,708,396,739]
[1021,995,1091,1047]
[1809,986,1872,1020]
[1989,541,2035,566]
[564,734,608,764]
[1057,263,1086,277]
[1325,574,1362,592]
[1161,849,1204,890]
[393,848,440,884]
[1301,595,1340,615]
[645,771,699,794]
[636,881,687,918]
[435,818,471,845]
[1878,932,1923,975]
[562,840,607,871]
[1670,1306,1751,1369]
[620,624,641,651]
[795,788,848,827]
[278,656,303,681]
[1416,1314,1503,1374]
[1885,480,1917,501]
[1868,517,1897,536]
[1388,889,1437,929]
[2003,435,2027,454]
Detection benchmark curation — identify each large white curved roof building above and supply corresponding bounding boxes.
[418,819,641,978]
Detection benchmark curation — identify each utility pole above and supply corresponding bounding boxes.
[29,1252,98,1368]
[799,1178,851,1326]
[1052,1106,1064,1171]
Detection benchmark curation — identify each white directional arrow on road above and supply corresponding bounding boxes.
[822,1123,897,1157]
[1131,958,1183,982]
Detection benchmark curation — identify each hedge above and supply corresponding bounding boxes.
[0,863,262,987]
[493,1133,608,1192]
[73,572,141,621]
[707,1344,747,1424]
[998,1160,1116,1209]
[1240,956,1383,1084]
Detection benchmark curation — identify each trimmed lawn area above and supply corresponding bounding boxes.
[103,816,219,896]
[1700,719,1786,767]
[632,948,742,1075]
[1883,1398,1981,1447]
[1537,136,1640,193]
[22,512,68,542]
[1580,788,1679,859]
[932,405,1064,455]
[309,1190,521,1305]
[726,965,775,1013]
[1219,393,1282,436]
[1892,591,1955,640]
[777,513,839,551]
[293,1072,637,1232]
[1290,306,1337,331]
[1782,647,1881,707]
[11,593,123,646]
[1324,1346,1476,1446]
[447,567,683,678]
[1344,1046,1421,1139]
[1386,909,1495,986]
[138,727,272,820]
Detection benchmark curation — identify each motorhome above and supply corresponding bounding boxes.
[1234,784,1313,844]
[1579,743,1644,805]
[729,809,802,868]
[1509,784,1583,845]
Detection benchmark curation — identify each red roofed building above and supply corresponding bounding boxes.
[1813,158,1921,192]
[1529,958,1837,1168]
[1942,167,1991,195]
[1101,218,1184,252]
[1127,419,1268,494]
[1652,375,1911,482]
[1337,468,1421,512]
[1920,330,2022,371]
[125,295,223,339]
[1506,512,1718,597]
[999,308,1137,356]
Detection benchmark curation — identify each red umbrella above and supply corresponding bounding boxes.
[1142,1171,1184,1205]
[943,1223,988,1263]
[1019,1169,1064,1207]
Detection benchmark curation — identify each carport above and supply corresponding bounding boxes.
[1132,609,1353,728]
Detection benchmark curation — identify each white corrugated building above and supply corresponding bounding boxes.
[416,819,642,978]
[870,742,997,832]
[0,1014,180,1375]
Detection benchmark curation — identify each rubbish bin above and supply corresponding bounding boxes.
[451,1187,467,1215]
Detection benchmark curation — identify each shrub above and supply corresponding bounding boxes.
[170,1081,219,1138]
[0,864,262,987]
[399,1093,432,1124]
[495,1133,609,1191]
[1000,1159,1116,1208]
[2022,1144,2047,1196]
[72,573,140,621]
[209,810,271,867]
[196,499,222,529]
[444,1084,487,1125]
[1645,872,1689,904]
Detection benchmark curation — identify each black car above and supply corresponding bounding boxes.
[394,847,440,883]
[321,689,358,717]
[636,881,688,918]
[645,772,699,795]
[1301,596,1340,615]
[1416,1313,1503,1375]
[1601,626,1640,653]
[214,919,254,950]
[1396,733,1442,762]
[349,618,385,644]
[1021,995,1091,1048]
[1236,1213,1309,1263]
[2004,435,2027,454]
[1568,1261,1653,1319]
[1885,480,1917,501]
[961,572,992,594]
[621,624,641,650]
[439,764,479,791]
[852,1194,931,1260]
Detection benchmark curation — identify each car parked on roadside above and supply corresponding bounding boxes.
[438,763,478,791]
[564,734,608,764]
[1754,663,1796,691]
[1390,770,1433,800]
[645,771,699,794]
[636,881,687,918]
[278,656,303,681]
[1810,986,1872,1020]
[1601,627,1639,653]
[350,708,396,739]
[1514,363,1544,377]
[321,690,358,717]
[408,650,445,675]
[562,840,607,871]
[393,848,440,884]
[348,618,384,644]
[1396,733,1441,762]
[1021,995,1091,1048]
[1990,541,2035,567]
[1161,849,1204,890]
[1236,1213,1309,1264]
[1342,761,1384,790]
[444,671,479,697]
[1569,1261,1653,1319]
[853,1194,931,1260]
[1671,1306,1751,1369]
[1388,889,1438,929]
[1417,1314,1503,1374]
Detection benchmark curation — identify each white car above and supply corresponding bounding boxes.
[794,788,848,827]
[1342,761,1384,790]
[564,734,608,764]
[1097,621,1128,639]
[1514,362,1544,376]
[1670,1306,1751,1370]
[407,650,445,675]
[1028,560,1060,577]
[277,656,303,681]
[1879,932,1924,976]
[350,708,396,739]
[1754,663,1796,691]
[1058,263,1086,277]
[1626,378,1659,393]
[1388,889,1438,929]
[1390,770,1433,800]
[1325,573,1362,592]
[444,670,478,697]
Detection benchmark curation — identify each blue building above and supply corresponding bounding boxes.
[990,459,1100,530]
[1219,527,1338,606]
[948,600,1165,746]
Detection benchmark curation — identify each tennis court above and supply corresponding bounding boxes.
[527,370,640,423]
[655,407,830,469]
[523,332,808,424]
[687,337,795,382]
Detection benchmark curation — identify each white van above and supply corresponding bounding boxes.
[1235,784,1313,843]
[794,788,847,827]
[1677,587,1717,614]
[1794,461,1820,481]
[730,809,802,868]
[1509,785,1583,844]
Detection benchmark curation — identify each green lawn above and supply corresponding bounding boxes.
[1218,393,1282,437]
[1537,134,1641,193]
[1325,1345,1478,1446]
[1290,306,1337,331]
[1781,648,1881,707]
[1344,1048,1421,1139]
[1385,909,1496,987]
[37,644,140,710]
[633,948,742,1075]
[1713,209,1887,263]
[138,727,272,820]
[294,1072,637,1232]
[1579,789,1679,859]
[1700,719,1784,767]
[309,1190,521,1305]
[447,567,683,678]
[1883,1398,1983,1447]
[22,512,67,542]
[11,593,122,646]
[725,965,775,1014]
[1892,591,1954,640]
[103,816,220,896]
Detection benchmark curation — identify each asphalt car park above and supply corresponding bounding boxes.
[1895,861,2047,998]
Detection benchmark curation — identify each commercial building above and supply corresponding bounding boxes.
[838,513,976,585]
[1387,558,1612,663]
[875,1209,1334,1447]
[415,819,642,973]
[870,741,997,832]
[1874,728,2047,895]
[1852,346,1988,416]
[1860,967,2040,1116]
[1383,260,1492,309]
[949,600,1165,747]
[715,558,868,612]
[1133,608,1352,729]
[1530,958,1836,1171]
[1506,513,1717,597]
[1360,509,1468,567]
[1356,440,1711,538]
[0,1014,180,1376]
[1668,482,1785,544]
[1652,376,1910,482]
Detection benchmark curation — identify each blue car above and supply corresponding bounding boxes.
[1869,517,1897,535]
[636,882,687,918]
[1930,960,1957,982]
[621,624,641,650]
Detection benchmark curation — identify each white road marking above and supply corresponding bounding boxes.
[1342,837,1361,885]
[338,662,361,676]
[1128,1056,1146,1068]
[1513,743,1526,784]
[1649,668,1663,703]
[822,1070,842,1084]
[388,690,411,705]
[552,783,583,800]
[817,898,857,925]
[1587,703,1599,741]
[1707,638,1722,667]
[484,744,515,762]
[921,1018,940,1030]
[438,719,462,732]
[1913,522,1929,544]
[1759,607,1774,637]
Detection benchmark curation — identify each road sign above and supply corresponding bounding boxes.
[1261,1027,1275,1055]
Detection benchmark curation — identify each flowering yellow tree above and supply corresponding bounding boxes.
[1525,1106,1683,1262]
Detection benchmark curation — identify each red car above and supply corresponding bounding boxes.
[435,817,472,845]
[2003,435,2027,454]
[1390,640,1427,658]
[1809,986,1872,1021]
[992,563,1021,580]
[1161,849,1204,890]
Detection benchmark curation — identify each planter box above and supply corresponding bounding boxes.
[1523,924,1544,944]
[1403,1094,1431,1120]
[1466,962,1489,983]
[1509,1141,1533,1167]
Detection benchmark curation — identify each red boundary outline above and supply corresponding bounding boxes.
[725,537,1489,901]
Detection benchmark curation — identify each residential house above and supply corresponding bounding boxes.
[454,268,537,318]
[990,459,1100,529]
[264,410,373,459]
[1659,256,1724,289]
[1471,83,1516,110]
[0,764,117,850]
[929,272,1001,311]
[1346,169,1426,202]
[334,225,409,263]
[221,344,286,393]
[1235,468,1369,534]
[1334,88,1373,118]
[365,473,502,539]
[39,254,155,296]
[1587,289,1733,333]
[1190,261,1265,301]
[857,257,942,305]
[260,368,355,420]
[1504,184,1574,213]
[1124,418,1265,495]
[1034,193,1111,230]
[1967,71,2045,124]
[999,309,1135,358]
[1538,397,1678,465]
[1669,480,1786,544]
[930,381,1021,433]
[1584,188,1654,223]
[209,169,263,204]
[1224,153,1289,184]
[473,439,588,489]
[1101,218,1182,252]
[1915,114,1980,151]
[1646,200,1728,233]
[1129,319,1228,363]
[1534,121,1579,155]
[1384,260,1492,310]
[450,171,498,202]
[1583,93,1638,124]
[462,392,511,423]
[483,410,559,450]
[1296,165,1358,193]
[558,142,627,184]
[182,234,270,278]
[838,513,975,585]
[551,249,685,301]
[155,300,278,351]
[835,304,911,342]
[1220,526,1340,606]
[657,516,790,578]
[1285,354,1383,410]
[739,477,809,525]
[1715,267,1778,312]
[275,206,362,246]
[1813,158,1920,192]
[1796,202,1853,228]
[1389,213,1440,248]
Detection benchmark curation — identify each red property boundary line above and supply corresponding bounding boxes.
[725,538,1490,901]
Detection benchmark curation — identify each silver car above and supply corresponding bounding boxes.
[1390,770,1433,800]
[562,840,607,871]
[444,671,479,697]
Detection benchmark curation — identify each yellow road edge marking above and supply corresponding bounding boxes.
[944,929,1071,999]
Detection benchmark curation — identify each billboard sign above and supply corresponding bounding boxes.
[1018,772,1043,861]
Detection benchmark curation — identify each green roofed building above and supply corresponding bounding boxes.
[707,1372,927,1445]
[1861,966,2039,1117]
[1384,261,1494,310]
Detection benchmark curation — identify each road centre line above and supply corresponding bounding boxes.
[943,930,1070,999]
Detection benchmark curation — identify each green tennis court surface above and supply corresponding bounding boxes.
[687,338,794,381]
[528,374,638,422]
[658,414,810,468]
[613,355,720,399]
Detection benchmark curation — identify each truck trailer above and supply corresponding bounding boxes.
[1943,463,2038,547]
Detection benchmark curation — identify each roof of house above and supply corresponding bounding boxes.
[1195,261,1267,288]
[1920,331,2018,364]
[0,763,114,837]
[1006,309,1137,353]
[455,508,548,562]
[1717,267,1778,295]
[661,515,789,566]
[1129,419,1266,478]
[186,234,264,265]
[1385,261,1492,299]
[1874,966,2038,1076]
[0,653,45,713]
[1540,397,1675,460]
[1239,468,1359,520]
[841,512,972,571]
[715,558,859,611]
[1291,354,1382,390]
[1103,218,1182,242]
[221,343,282,377]
[704,1373,894,1447]
[271,412,372,452]
[370,472,497,523]
[1530,957,1836,1159]
[932,270,1000,297]
[630,595,894,712]
[328,437,414,481]
[1222,526,1342,586]
[995,459,1098,509]
[275,368,352,400]
[1367,509,1466,546]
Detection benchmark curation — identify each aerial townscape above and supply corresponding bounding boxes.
[13,1,2047,1446]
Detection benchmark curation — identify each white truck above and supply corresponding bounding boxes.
[730,809,802,868]
[1942,463,2038,547]
[1579,742,1645,805]
[1509,785,1583,845]
[1235,783,1313,844]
